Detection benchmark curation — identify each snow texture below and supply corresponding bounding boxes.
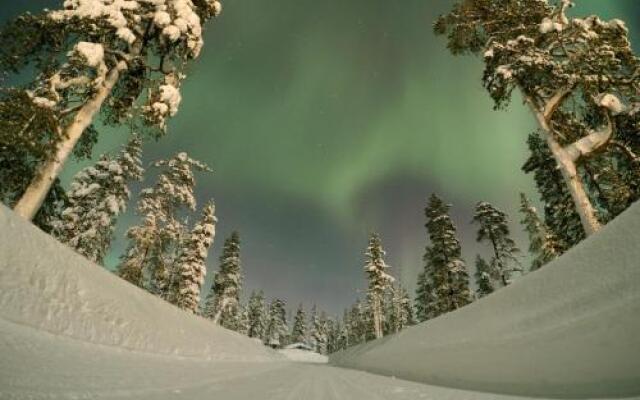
[0,205,275,362]
[277,348,328,364]
[73,42,105,68]
[331,201,640,398]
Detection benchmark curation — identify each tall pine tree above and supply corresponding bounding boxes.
[246,290,267,340]
[206,231,243,330]
[264,298,288,348]
[363,233,394,339]
[415,194,471,320]
[472,201,521,288]
[519,193,562,271]
[52,135,143,264]
[291,304,307,344]
[1,0,222,220]
[169,201,216,313]
[118,152,209,295]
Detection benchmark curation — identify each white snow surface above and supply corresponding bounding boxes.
[278,348,328,364]
[2,204,640,399]
[331,202,640,399]
[0,205,275,362]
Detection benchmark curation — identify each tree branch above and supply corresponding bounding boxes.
[565,113,614,162]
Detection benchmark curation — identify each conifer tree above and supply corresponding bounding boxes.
[208,231,243,330]
[326,317,339,354]
[264,298,288,348]
[310,309,328,354]
[474,255,495,298]
[52,135,143,264]
[363,233,394,339]
[435,0,640,237]
[386,285,414,334]
[169,201,216,313]
[291,304,307,344]
[0,0,223,220]
[472,201,521,288]
[416,194,472,319]
[347,299,366,346]
[246,290,267,339]
[118,152,209,295]
[523,133,584,250]
[519,193,562,271]
[236,305,250,336]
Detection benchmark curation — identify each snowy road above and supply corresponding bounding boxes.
[1,317,540,400]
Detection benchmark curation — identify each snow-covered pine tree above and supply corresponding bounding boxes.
[291,304,307,344]
[416,194,472,319]
[519,193,562,271]
[435,0,640,237]
[264,298,288,349]
[523,133,584,250]
[0,90,72,233]
[0,0,222,220]
[414,269,437,323]
[474,255,495,298]
[208,231,243,330]
[52,135,143,264]
[326,317,339,354]
[118,152,209,295]
[311,310,329,355]
[246,290,267,339]
[236,304,250,336]
[348,299,367,345]
[363,233,394,339]
[386,285,414,334]
[472,201,521,288]
[169,201,216,312]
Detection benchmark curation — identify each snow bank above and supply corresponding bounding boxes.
[331,202,640,398]
[0,205,278,362]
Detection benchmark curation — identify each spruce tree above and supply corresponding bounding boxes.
[363,233,394,339]
[291,304,307,344]
[118,152,209,295]
[264,298,288,348]
[1,1,222,220]
[435,0,639,237]
[386,285,414,333]
[416,194,472,319]
[472,201,521,288]
[52,136,143,264]
[208,232,243,330]
[519,193,562,271]
[474,255,495,298]
[246,290,267,339]
[347,300,366,346]
[310,309,328,354]
[169,201,216,313]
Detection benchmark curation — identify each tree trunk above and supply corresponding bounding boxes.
[13,60,128,220]
[526,98,603,236]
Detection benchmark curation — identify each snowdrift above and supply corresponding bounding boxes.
[331,202,640,398]
[0,205,278,362]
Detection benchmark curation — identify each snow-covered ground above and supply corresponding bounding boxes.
[278,348,328,363]
[1,203,639,399]
[331,202,640,398]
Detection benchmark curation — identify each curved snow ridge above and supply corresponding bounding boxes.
[331,202,640,399]
[0,206,280,362]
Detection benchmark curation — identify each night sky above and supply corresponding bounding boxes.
[3,1,640,315]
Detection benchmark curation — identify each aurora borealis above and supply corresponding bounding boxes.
[3,1,640,314]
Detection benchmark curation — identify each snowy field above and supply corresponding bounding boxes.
[1,204,640,399]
